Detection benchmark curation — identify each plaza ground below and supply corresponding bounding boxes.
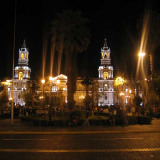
[0,118,160,160]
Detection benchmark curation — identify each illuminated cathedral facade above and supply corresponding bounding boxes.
[97,39,114,106]
[7,39,115,107]
[8,40,31,105]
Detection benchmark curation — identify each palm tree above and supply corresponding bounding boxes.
[51,10,90,109]
[91,80,100,108]
[0,85,9,108]
[81,76,92,110]
[81,76,91,98]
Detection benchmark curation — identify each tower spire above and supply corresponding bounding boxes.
[22,39,26,48]
[100,38,111,66]
[104,38,108,49]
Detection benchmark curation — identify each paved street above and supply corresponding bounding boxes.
[0,119,160,160]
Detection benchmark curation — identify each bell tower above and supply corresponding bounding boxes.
[15,40,31,80]
[10,40,32,106]
[97,38,114,106]
[101,39,111,66]
[18,40,29,66]
[98,39,113,79]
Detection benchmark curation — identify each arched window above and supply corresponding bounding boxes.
[25,53,27,59]
[18,72,23,80]
[103,72,108,80]
[21,53,24,59]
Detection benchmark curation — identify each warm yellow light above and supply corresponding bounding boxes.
[79,95,85,99]
[9,97,13,101]
[1,81,12,86]
[39,96,44,99]
[129,89,132,93]
[49,76,53,81]
[139,52,146,57]
[21,53,24,59]
[57,80,60,84]
[114,77,126,86]
[103,72,108,80]
[25,53,27,59]
[41,79,45,84]
[119,92,124,96]
[19,72,23,80]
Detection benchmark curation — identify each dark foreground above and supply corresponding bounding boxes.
[0,119,160,160]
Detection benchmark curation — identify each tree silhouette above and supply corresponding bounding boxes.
[51,10,90,109]
[20,80,39,107]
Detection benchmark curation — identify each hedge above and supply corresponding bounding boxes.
[88,116,110,126]
[20,115,152,126]
[0,113,10,120]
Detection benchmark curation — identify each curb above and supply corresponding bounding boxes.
[0,130,160,135]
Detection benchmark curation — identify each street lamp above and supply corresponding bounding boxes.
[41,79,45,96]
[49,77,53,123]
[138,51,148,107]
[41,79,45,109]
[49,76,53,81]
[138,52,146,57]
[41,79,45,84]
[79,95,85,107]
[119,92,125,108]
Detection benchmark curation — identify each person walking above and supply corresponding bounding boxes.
[109,113,115,126]
[84,111,90,128]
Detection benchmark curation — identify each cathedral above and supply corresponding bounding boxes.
[7,39,115,107]
[8,40,31,105]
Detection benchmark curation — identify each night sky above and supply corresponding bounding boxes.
[0,0,160,80]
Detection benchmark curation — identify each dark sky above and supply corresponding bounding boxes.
[0,0,160,80]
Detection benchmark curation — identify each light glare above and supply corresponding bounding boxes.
[139,52,146,57]
[41,79,45,84]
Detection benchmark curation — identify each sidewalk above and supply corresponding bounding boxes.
[0,118,160,134]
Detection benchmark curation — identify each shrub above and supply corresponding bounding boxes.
[115,115,152,125]
[137,116,152,124]
[20,114,152,126]
[127,116,137,125]
[20,115,48,126]
[93,112,110,117]
[0,113,10,120]
[20,115,70,126]
[69,110,85,126]
[88,116,109,126]
[51,117,69,126]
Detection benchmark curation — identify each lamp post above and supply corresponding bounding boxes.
[41,79,45,94]
[49,77,53,123]
[138,52,146,80]
[119,92,125,109]
[11,0,17,126]
[138,52,148,106]
[41,79,45,109]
